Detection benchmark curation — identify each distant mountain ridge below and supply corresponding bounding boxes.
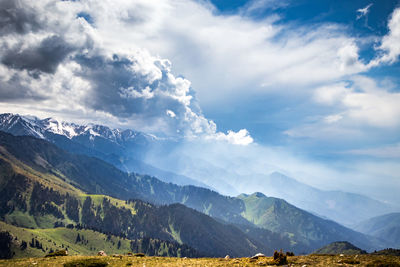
[245,172,397,226]
[151,153,397,226]
[237,192,384,252]
[2,113,393,225]
[0,131,387,254]
[354,213,400,248]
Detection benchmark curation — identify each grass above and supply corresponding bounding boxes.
[0,221,131,258]
[1,254,400,266]
[167,223,182,245]
[78,194,136,216]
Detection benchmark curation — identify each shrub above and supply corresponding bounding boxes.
[273,249,288,265]
[0,231,13,259]
[63,259,108,267]
[45,249,68,257]
[341,259,360,264]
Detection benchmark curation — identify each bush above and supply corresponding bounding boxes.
[45,249,68,257]
[0,231,13,259]
[286,251,295,256]
[133,253,145,257]
[63,259,108,267]
[273,250,288,265]
[341,259,360,264]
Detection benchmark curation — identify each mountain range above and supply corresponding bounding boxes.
[0,131,271,257]
[0,113,217,190]
[0,113,395,227]
[0,130,392,257]
[354,213,400,248]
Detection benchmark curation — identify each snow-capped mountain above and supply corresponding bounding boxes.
[0,113,155,149]
[0,113,46,139]
[0,113,212,189]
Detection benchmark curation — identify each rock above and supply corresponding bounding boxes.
[339,254,344,257]
[250,253,266,259]
[302,265,307,267]
[225,255,230,260]
[98,250,107,256]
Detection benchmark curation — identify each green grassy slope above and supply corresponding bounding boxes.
[237,193,383,252]
[313,241,367,255]
[0,221,131,258]
[0,131,248,225]
[0,132,268,257]
[0,221,199,259]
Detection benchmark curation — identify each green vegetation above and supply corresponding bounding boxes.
[0,221,202,259]
[0,131,272,257]
[63,258,108,267]
[237,192,380,252]
[313,241,367,255]
[0,221,131,257]
[272,250,287,265]
[45,249,68,257]
[371,248,400,256]
[0,131,387,258]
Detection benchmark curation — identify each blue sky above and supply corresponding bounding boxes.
[0,0,399,203]
[202,0,400,155]
[203,0,400,149]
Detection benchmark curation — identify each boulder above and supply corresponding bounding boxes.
[250,253,266,259]
[97,250,107,256]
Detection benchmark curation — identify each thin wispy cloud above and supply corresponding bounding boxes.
[356,3,373,20]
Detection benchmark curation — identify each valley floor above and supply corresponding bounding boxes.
[0,255,400,267]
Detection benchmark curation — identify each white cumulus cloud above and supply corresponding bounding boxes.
[213,129,254,146]
[370,7,400,65]
[0,0,253,145]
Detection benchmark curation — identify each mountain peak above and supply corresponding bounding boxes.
[252,192,266,198]
[314,241,367,255]
[0,113,156,144]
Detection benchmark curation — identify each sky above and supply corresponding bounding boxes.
[0,0,400,203]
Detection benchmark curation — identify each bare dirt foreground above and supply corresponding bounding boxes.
[0,255,400,267]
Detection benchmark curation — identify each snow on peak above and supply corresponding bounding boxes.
[41,118,79,139]
[0,113,158,143]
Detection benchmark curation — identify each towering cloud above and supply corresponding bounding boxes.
[0,0,252,144]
